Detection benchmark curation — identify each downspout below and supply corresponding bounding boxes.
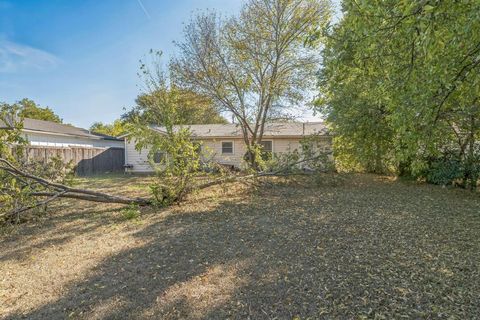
[124,138,128,173]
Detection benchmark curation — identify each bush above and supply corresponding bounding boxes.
[424,158,464,186]
[121,204,141,220]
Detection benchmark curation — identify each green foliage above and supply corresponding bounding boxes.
[121,204,141,220]
[1,104,75,224]
[261,135,334,174]
[25,156,75,185]
[124,89,228,126]
[17,98,62,123]
[317,0,480,189]
[423,157,464,187]
[129,52,205,205]
[90,119,127,137]
[1,104,28,222]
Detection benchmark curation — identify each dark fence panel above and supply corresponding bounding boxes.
[24,146,125,176]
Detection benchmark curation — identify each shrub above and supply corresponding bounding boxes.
[424,157,464,186]
[121,204,141,220]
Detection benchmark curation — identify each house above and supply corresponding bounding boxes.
[1,117,126,175]
[13,118,124,148]
[123,122,332,173]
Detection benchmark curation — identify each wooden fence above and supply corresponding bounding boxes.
[24,146,125,176]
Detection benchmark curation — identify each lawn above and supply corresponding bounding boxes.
[1,174,479,319]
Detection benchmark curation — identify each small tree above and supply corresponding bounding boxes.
[128,52,204,205]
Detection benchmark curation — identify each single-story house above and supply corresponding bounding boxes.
[1,117,126,175]
[12,118,124,148]
[123,122,332,173]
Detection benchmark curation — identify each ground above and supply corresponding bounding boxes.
[1,174,479,319]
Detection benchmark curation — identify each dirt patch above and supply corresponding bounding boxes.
[1,174,479,319]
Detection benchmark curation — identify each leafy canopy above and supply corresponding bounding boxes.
[317,0,480,188]
[90,119,127,137]
[123,88,228,126]
[16,98,62,123]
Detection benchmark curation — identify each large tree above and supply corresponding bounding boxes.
[123,88,228,125]
[172,0,330,168]
[318,0,480,188]
[17,98,62,123]
[90,119,127,137]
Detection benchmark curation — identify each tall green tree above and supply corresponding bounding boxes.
[17,98,62,123]
[318,0,480,188]
[90,119,127,137]
[123,87,228,125]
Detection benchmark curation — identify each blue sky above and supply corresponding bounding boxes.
[0,0,338,128]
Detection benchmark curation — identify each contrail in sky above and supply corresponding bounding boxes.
[136,0,151,19]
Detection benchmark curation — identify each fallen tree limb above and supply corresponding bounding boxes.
[1,152,329,223]
[0,158,153,207]
[196,155,326,190]
[31,192,152,205]
[0,191,68,219]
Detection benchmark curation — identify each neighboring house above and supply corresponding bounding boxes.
[123,122,332,173]
[1,117,125,175]
[17,118,124,148]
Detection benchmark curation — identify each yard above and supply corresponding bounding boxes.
[1,174,479,319]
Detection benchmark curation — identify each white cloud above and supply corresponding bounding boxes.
[0,40,60,73]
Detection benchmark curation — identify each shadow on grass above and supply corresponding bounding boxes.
[5,176,480,319]
[0,203,128,263]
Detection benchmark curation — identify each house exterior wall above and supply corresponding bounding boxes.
[124,136,333,173]
[24,132,124,148]
[125,139,154,173]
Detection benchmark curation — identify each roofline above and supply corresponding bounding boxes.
[118,123,330,139]
[190,134,331,139]
[118,126,167,139]
[119,132,331,140]
[22,129,124,141]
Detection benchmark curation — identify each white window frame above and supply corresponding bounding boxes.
[221,141,234,154]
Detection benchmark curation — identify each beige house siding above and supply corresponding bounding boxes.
[199,138,246,167]
[125,136,333,173]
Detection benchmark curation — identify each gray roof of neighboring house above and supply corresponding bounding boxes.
[150,122,329,138]
[1,117,122,141]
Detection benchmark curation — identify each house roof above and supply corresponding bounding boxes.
[150,122,329,138]
[1,117,122,141]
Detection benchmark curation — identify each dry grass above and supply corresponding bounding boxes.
[1,174,479,319]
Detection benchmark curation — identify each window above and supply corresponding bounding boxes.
[260,141,273,153]
[222,141,234,154]
[260,140,273,160]
[153,151,164,164]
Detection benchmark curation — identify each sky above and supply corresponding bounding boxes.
[0,0,340,128]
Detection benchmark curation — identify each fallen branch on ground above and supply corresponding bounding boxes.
[1,152,329,223]
[0,158,153,213]
[196,155,327,190]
